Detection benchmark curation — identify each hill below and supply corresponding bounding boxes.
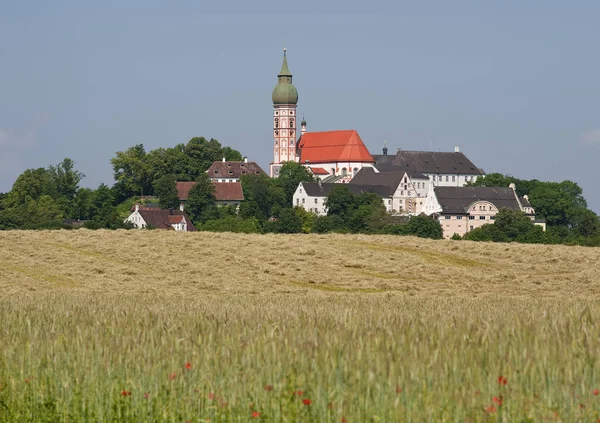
[1,231,600,421]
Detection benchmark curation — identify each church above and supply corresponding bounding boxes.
[269,49,375,182]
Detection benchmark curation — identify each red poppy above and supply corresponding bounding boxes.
[144,392,149,399]
[169,372,177,380]
[492,396,503,406]
[395,386,402,394]
[302,398,312,406]
[341,417,348,423]
[579,403,585,409]
[264,385,273,391]
[327,402,334,409]
[208,392,215,400]
[498,376,508,385]
[252,411,261,418]
[594,389,599,396]
[120,390,131,397]
[485,405,496,413]
[294,390,303,396]
[185,362,192,370]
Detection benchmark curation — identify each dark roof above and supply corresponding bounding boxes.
[520,196,532,207]
[207,161,267,179]
[351,167,427,189]
[434,187,520,214]
[177,181,244,202]
[137,208,196,231]
[378,150,485,175]
[301,182,394,198]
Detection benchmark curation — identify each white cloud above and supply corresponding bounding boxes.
[582,129,600,145]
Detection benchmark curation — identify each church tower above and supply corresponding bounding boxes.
[270,48,299,177]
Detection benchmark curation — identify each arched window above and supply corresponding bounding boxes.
[342,168,347,176]
[331,168,336,176]
[290,118,294,128]
[353,167,359,177]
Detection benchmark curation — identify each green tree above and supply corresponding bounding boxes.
[186,174,215,224]
[274,208,303,233]
[48,158,85,202]
[111,144,151,198]
[275,162,314,205]
[153,174,180,209]
[325,185,357,218]
[463,224,507,242]
[404,215,443,239]
[5,168,54,207]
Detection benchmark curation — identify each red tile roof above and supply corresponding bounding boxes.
[176,182,244,202]
[309,167,330,175]
[298,130,374,164]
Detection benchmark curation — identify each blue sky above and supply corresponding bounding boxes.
[1,2,599,212]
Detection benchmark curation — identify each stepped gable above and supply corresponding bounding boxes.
[297,130,374,164]
[434,186,520,213]
[380,150,484,175]
[207,161,266,179]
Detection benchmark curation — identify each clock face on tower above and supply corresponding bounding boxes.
[273,165,281,177]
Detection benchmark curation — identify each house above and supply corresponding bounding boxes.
[293,181,394,215]
[125,204,196,232]
[176,181,245,207]
[423,183,543,239]
[207,158,267,183]
[350,167,429,215]
[296,129,375,182]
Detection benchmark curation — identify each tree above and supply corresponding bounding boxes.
[111,144,151,198]
[153,174,180,209]
[48,158,85,202]
[325,185,357,218]
[404,215,443,239]
[275,162,314,205]
[274,208,303,233]
[5,168,54,207]
[186,173,215,224]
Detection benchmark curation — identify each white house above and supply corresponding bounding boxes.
[423,183,544,239]
[125,204,196,232]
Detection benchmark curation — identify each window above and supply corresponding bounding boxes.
[479,216,486,220]
[456,216,463,220]
[302,198,305,204]
[314,198,318,204]
[331,168,336,175]
[452,176,456,182]
[353,167,359,177]
[433,175,436,181]
[445,216,451,220]
[469,216,475,220]
[342,168,347,176]
[445,176,449,182]
[299,188,303,193]
[296,198,299,205]
[490,216,496,220]
[470,226,473,230]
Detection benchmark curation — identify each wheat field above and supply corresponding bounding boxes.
[1,230,600,422]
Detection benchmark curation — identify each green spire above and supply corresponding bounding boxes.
[278,48,292,76]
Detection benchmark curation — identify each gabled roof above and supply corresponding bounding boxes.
[350,167,427,189]
[377,150,484,175]
[137,208,196,231]
[213,182,244,201]
[434,187,520,214]
[301,182,394,198]
[309,167,330,175]
[207,161,267,179]
[298,130,374,164]
[176,181,244,202]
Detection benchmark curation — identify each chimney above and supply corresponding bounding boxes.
[509,183,516,191]
[454,146,460,153]
[244,157,248,163]
[222,157,226,162]
[383,140,388,156]
[180,204,184,212]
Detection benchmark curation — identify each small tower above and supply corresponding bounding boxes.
[383,140,388,156]
[301,117,307,136]
[270,48,299,177]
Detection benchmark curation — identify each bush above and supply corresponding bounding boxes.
[201,216,261,234]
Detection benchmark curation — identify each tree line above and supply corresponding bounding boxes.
[1,139,598,246]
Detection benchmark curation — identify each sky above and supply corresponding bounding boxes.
[1,2,599,212]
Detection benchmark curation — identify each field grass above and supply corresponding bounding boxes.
[1,230,600,422]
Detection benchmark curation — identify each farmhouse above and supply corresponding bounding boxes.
[125,204,196,232]
[423,184,543,239]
